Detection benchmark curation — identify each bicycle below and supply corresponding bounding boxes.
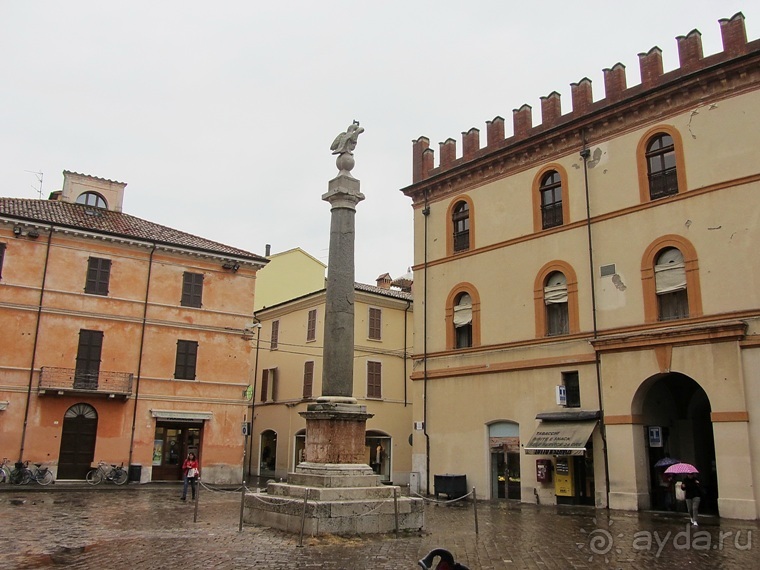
[0,458,11,484]
[86,461,129,485]
[10,461,54,485]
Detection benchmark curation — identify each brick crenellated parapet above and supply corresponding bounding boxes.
[409,12,753,186]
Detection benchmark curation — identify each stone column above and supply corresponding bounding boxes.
[300,122,371,470]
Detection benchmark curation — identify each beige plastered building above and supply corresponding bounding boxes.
[401,13,760,520]
[249,254,415,486]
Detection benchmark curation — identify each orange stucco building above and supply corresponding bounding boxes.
[0,171,267,483]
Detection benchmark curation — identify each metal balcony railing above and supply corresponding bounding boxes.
[38,367,134,398]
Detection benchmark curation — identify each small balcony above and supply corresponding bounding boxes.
[38,367,134,400]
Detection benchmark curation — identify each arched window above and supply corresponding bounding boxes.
[453,292,473,348]
[654,248,688,321]
[539,171,563,229]
[641,235,702,323]
[445,283,481,350]
[534,261,579,338]
[637,127,686,203]
[452,201,470,252]
[544,272,569,336]
[76,192,107,209]
[646,134,677,199]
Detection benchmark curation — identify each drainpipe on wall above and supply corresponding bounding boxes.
[246,316,262,481]
[581,144,611,509]
[403,299,411,407]
[422,192,431,494]
[127,243,156,470]
[18,225,53,463]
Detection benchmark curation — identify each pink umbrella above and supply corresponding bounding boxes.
[664,462,698,475]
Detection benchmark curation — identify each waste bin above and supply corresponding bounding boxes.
[128,464,142,483]
[434,474,467,500]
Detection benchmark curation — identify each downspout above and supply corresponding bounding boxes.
[580,144,611,509]
[18,225,53,462]
[246,316,262,480]
[128,243,156,469]
[421,191,431,494]
[403,299,411,407]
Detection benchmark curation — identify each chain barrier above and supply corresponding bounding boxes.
[411,489,474,505]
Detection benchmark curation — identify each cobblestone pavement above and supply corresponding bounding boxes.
[0,483,757,569]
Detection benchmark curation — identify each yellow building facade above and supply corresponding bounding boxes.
[249,277,414,486]
[402,13,760,519]
[0,171,267,483]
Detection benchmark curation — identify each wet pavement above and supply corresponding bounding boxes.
[0,483,757,569]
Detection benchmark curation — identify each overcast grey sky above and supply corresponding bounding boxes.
[2,2,756,284]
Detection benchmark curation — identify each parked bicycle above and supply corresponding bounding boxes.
[8,461,55,485]
[86,461,129,485]
[0,458,12,483]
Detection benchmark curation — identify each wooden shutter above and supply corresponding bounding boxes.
[303,361,314,399]
[369,308,382,340]
[367,361,382,399]
[307,309,317,341]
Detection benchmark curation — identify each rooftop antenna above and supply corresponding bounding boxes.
[24,170,43,199]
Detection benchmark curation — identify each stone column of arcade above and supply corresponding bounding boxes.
[244,123,424,534]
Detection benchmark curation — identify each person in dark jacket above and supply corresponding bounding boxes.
[682,473,702,525]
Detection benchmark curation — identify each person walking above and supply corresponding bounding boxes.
[181,452,200,501]
[682,473,702,525]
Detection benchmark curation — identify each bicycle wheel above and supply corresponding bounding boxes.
[38,470,54,486]
[9,469,23,485]
[20,469,33,485]
[86,469,103,485]
[113,468,129,485]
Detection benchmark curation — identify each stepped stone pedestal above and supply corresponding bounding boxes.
[244,402,424,534]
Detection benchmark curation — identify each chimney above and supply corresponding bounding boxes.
[512,104,533,138]
[265,244,271,257]
[719,12,747,56]
[439,138,457,168]
[412,137,431,182]
[676,29,704,72]
[486,116,505,147]
[462,128,480,160]
[603,63,627,101]
[570,78,593,115]
[376,273,392,290]
[638,47,664,88]
[540,92,562,127]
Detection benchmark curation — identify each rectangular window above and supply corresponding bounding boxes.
[270,320,280,350]
[74,329,104,389]
[181,272,204,308]
[0,243,6,279]
[367,361,382,399]
[563,371,580,408]
[174,340,198,380]
[261,368,278,402]
[84,257,111,295]
[303,361,314,399]
[306,309,317,342]
[369,307,382,340]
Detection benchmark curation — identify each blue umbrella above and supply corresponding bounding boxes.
[654,456,680,468]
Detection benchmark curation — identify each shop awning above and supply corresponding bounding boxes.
[524,420,596,456]
[151,409,213,422]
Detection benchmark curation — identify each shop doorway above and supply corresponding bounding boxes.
[636,372,717,514]
[365,431,391,483]
[259,430,277,478]
[152,423,202,481]
[58,403,98,479]
[489,422,520,500]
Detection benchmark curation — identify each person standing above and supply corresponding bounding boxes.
[682,473,702,525]
[181,452,200,501]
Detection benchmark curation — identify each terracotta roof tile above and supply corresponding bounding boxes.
[0,197,266,262]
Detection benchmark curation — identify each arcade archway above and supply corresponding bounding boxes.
[633,372,717,514]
